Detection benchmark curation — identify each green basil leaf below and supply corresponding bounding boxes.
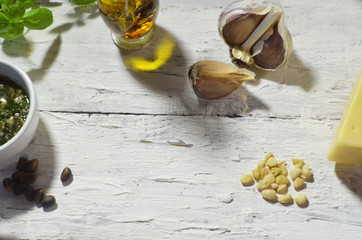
[0,22,24,39]
[8,3,26,19]
[71,0,97,5]
[0,30,7,39]
[0,12,9,30]
[23,8,53,30]
[0,0,13,9]
[17,0,35,9]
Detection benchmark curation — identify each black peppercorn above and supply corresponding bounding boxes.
[13,181,27,195]
[16,157,29,171]
[20,173,38,185]
[23,159,38,173]
[42,195,56,208]
[25,186,36,202]
[60,167,73,185]
[12,171,25,182]
[3,178,14,191]
[34,188,45,204]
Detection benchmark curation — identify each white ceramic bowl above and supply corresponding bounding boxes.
[0,61,39,162]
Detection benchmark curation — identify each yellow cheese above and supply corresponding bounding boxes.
[328,69,362,165]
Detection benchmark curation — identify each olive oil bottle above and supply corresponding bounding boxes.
[97,0,159,49]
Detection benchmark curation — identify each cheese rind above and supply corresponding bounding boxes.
[328,69,362,165]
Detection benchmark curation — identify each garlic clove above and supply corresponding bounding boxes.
[218,5,272,49]
[218,3,292,71]
[188,60,255,99]
[250,8,292,70]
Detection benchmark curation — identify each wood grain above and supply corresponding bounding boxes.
[0,0,361,239]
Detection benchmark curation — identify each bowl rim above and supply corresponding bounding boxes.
[0,60,37,151]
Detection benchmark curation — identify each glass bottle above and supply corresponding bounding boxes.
[97,0,159,49]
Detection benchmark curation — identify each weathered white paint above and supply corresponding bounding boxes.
[0,0,361,239]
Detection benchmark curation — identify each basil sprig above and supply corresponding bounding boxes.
[0,0,97,40]
[0,0,53,39]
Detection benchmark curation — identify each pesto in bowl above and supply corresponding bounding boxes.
[0,75,30,146]
[0,60,39,163]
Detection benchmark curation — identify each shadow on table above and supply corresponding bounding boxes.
[0,33,62,82]
[247,51,316,92]
[0,235,19,240]
[2,2,98,78]
[1,33,62,82]
[27,34,62,82]
[0,118,56,217]
[66,2,99,21]
[335,163,362,200]
[196,51,316,116]
[118,26,195,113]
[33,0,63,8]
[26,3,98,81]
[46,3,98,36]
[1,36,34,58]
[194,87,269,117]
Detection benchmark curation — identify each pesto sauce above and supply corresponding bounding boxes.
[0,75,30,146]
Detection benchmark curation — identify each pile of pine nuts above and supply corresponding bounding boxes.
[241,152,312,207]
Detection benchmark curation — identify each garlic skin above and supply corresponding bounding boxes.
[218,2,292,71]
[188,60,255,99]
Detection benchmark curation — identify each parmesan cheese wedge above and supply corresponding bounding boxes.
[328,69,362,165]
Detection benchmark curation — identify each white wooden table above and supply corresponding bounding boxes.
[1,0,361,239]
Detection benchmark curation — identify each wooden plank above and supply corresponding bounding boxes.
[0,0,360,118]
[0,112,361,239]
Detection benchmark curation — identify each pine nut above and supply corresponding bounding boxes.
[295,193,308,206]
[257,161,266,171]
[279,162,288,176]
[252,168,260,182]
[278,194,293,204]
[260,167,269,179]
[257,179,271,191]
[293,177,305,190]
[292,158,304,169]
[276,184,287,194]
[264,173,276,183]
[241,174,254,186]
[301,164,312,180]
[278,161,286,167]
[276,175,290,186]
[261,189,276,200]
[264,152,274,161]
[271,167,281,176]
[266,157,278,168]
[290,168,302,181]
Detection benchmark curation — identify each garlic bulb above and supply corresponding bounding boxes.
[188,60,255,99]
[218,2,292,71]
